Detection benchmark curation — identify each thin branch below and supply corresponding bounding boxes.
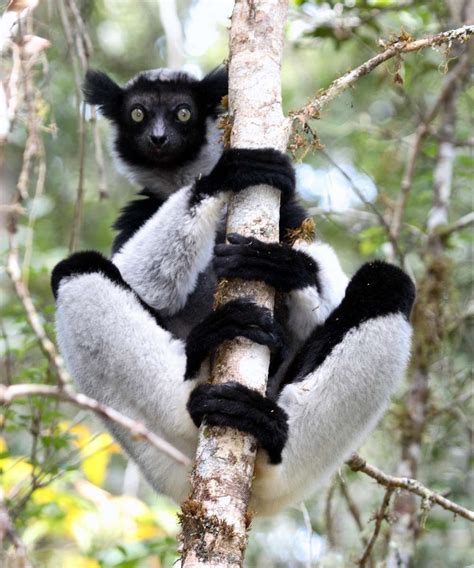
[320,150,404,263]
[346,454,474,522]
[290,25,473,123]
[338,475,369,545]
[357,488,394,568]
[6,235,72,388]
[0,383,191,467]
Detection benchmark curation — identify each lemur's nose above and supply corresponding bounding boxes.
[149,134,168,148]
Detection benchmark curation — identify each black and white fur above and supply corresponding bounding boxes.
[52,67,415,516]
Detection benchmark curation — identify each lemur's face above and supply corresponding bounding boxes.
[83,68,228,171]
[116,78,207,168]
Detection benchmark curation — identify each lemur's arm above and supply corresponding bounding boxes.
[112,148,295,316]
[112,186,224,316]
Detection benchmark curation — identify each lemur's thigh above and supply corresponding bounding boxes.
[250,262,415,514]
[53,252,197,454]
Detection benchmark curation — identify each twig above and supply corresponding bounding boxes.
[6,236,72,388]
[22,149,46,279]
[290,25,473,124]
[338,475,368,544]
[346,454,474,522]
[357,488,394,567]
[320,150,404,263]
[0,383,191,467]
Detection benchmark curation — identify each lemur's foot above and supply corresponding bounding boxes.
[193,148,295,203]
[342,261,416,321]
[51,251,123,299]
[214,233,319,292]
[184,299,286,380]
[187,381,288,464]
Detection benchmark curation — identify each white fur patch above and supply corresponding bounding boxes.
[125,68,198,87]
[287,241,349,343]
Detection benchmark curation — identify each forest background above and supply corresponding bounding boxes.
[0,1,472,566]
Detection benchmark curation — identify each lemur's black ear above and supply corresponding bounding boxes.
[199,65,228,114]
[83,70,123,120]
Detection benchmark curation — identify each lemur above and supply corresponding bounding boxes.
[51,66,415,515]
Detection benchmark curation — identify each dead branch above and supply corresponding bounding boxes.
[289,25,473,125]
[347,454,474,522]
[0,383,191,467]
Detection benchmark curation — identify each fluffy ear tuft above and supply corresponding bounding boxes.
[199,65,228,114]
[83,69,123,120]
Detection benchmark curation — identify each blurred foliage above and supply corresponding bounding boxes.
[1,0,472,566]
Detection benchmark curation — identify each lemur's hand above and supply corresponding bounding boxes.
[187,382,288,464]
[193,148,295,203]
[184,299,287,380]
[214,234,319,293]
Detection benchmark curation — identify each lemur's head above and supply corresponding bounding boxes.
[83,67,228,175]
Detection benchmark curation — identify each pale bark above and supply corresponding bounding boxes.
[180,1,289,566]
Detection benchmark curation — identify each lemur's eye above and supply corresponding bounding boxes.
[176,107,192,123]
[130,107,145,123]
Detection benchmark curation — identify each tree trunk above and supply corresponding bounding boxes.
[179,1,289,566]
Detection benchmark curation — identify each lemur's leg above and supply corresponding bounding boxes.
[189,261,415,515]
[52,252,196,502]
[52,251,287,501]
[113,148,295,316]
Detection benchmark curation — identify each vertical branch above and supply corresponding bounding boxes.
[387,52,471,262]
[387,47,471,568]
[180,1,289,566]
